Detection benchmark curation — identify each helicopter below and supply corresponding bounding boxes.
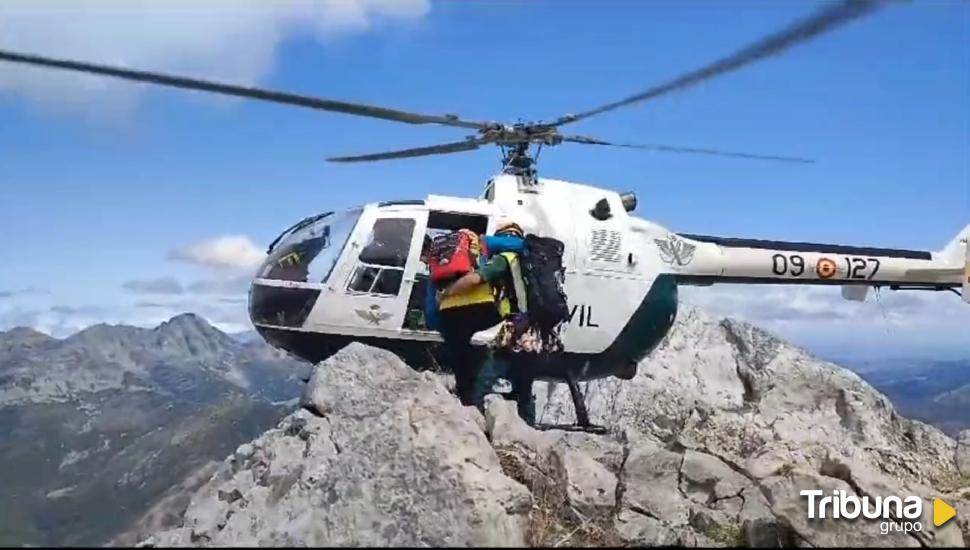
[1,0,967,430]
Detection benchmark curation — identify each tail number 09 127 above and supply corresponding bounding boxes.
[772,254,881,280]
[844,256,881,280]
[771,254,805,276]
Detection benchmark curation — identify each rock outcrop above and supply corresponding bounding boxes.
[137,307,969,547]
[958,432,970,477]
[143,343,531,547]
[535,306,969,546]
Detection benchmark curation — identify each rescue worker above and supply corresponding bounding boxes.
[434,230,501,407]
[420,234,442,332]
[437,221,541,425]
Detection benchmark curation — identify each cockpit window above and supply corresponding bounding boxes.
[258,208,362,283]
[348,265,404,295]
[358,218,415,267]
[347,217,415,296]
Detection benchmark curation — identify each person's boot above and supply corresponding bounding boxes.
[516,388,536,427]
[473,355,508,407]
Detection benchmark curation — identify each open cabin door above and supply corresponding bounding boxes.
[400,210,491,336]
[321,209,427,337]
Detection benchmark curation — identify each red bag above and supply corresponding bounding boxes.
[429,229,480,284]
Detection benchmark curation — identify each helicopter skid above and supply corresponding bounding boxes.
[534,423,609,435]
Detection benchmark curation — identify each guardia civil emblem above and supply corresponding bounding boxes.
[654,234,696,267]
[355,304,393,326]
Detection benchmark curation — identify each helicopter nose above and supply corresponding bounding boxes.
[247,279,354,365]
[249,313,350,366]
[247,281,320,330]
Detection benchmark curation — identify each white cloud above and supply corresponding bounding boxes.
[169,235,266,272]
[131,297,252,333]
[0,307,41,330]
[0,305,112,337]
[123,276,184,295]
[187,275,252,296]
[0,288,50,299]
[49,305,105,316]
[2,294,253,337]
[134,301,172,310]
[680,283,970,358]
[0,0,430,115]
[682,284,969,327]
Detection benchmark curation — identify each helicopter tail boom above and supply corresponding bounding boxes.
[922,224,970,302]
[900,224,969,302]
[671,225,969,300]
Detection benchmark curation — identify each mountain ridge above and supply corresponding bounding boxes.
[134,309,970,547]
[0,313,309,547]
[0,312,311,407]
[3,308,967,546]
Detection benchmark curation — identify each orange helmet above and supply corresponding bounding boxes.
[494,221,524,238]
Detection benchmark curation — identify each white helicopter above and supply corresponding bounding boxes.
[3,0,966,428]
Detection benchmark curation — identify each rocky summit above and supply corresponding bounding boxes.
[137,343,532,547]
[133,306,969,548]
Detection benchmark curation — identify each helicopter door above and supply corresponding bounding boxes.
[401,210,490,333]
[334,212,424,335]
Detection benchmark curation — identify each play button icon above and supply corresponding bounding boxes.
[934,499,956,527]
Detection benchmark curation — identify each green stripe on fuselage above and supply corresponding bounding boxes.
[581,274,679,379]
[481,274,679,384]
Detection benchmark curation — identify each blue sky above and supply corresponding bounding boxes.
[0,0,967,358]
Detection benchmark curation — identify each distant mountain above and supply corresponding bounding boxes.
[0,314,310,547]
[229,329,262,345]
[0,326,55,353]
[930,382,970,436]
[838,357,970,436]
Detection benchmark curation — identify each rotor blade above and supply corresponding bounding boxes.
[0,49,487,130]
[327,138,490,163]
[550,0,887,128]
[562,134,815,164]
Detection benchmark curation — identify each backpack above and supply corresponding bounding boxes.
[429,229,481,285]
[423,278,441,331]
[519,234,570,332]
[484,234,524,255]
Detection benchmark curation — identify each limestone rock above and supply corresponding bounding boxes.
[621,438,688,525]
[484,398,616,521]
[546,444,616,520]
[147,343,531,547]
[136,305,969,548]
[957,431,970,477]
[760,469,919,547]
[613,510,681,546]
[536,306,967,546]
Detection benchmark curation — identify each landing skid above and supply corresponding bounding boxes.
[536,372,608,435]
[535,423,608,435]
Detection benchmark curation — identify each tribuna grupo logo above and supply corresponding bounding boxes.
[800,490,957,536]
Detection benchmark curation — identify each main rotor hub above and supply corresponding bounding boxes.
[479,122,561,148]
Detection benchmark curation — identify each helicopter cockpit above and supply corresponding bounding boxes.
[249,207,365,332]
[257,208,364,285]
[249,200,495,355]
